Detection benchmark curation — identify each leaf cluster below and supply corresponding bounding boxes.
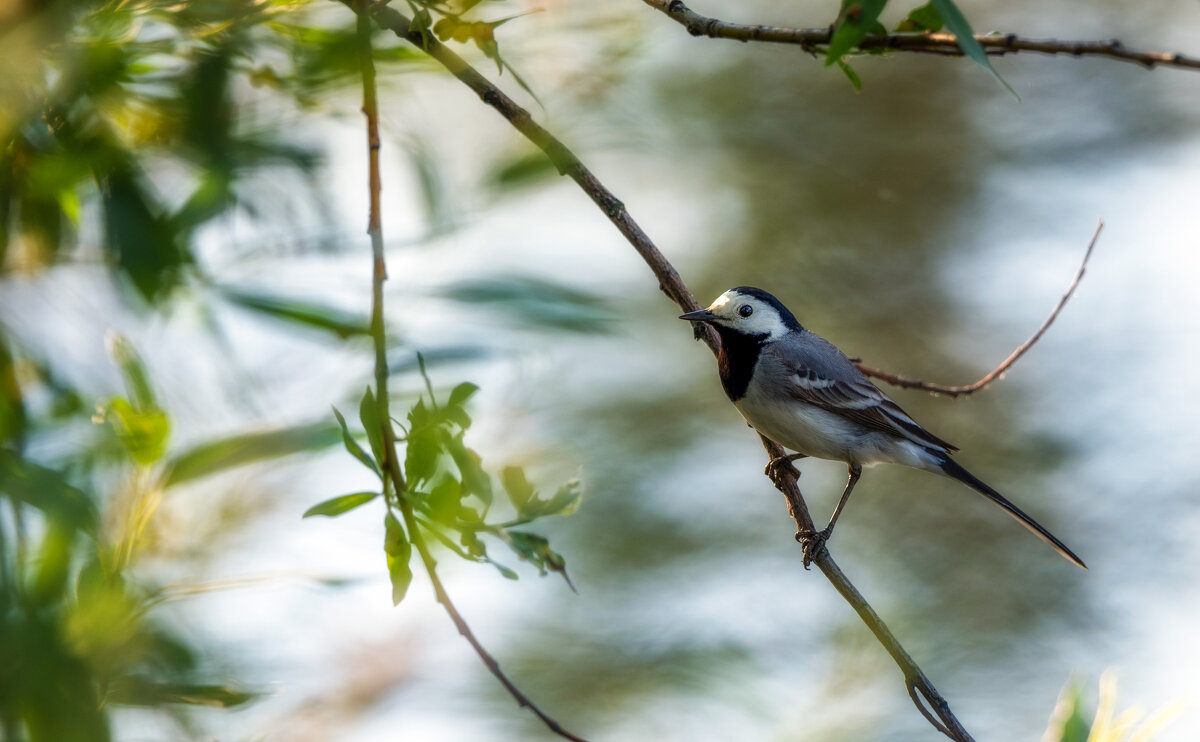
[309,367,581,604]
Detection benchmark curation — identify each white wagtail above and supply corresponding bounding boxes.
[680,286,1086,569]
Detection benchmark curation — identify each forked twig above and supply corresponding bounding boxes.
[353,5,587,740]
[856,221,1102,397]
[642,0,1200,71]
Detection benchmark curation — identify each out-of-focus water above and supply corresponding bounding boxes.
[4,1,1200,740]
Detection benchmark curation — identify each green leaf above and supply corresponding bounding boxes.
[333,406,382,479]
[526,477,583,520]
[106,396,171,466]
[106,331,158,411]
[424,479,462,524]
[506,530,574,590]
[0,451,97,532]
[836,58,863,91]
[222,288,371,338]
[929,0,1018,98]
[896,2,943,32]
[303,491,379,518]
[501,465,535,512]
[106,676,257,708]
[445,434,493,505]
[486,150,559,192]
[384,513,413,605]
[359,386,385,467]
[448,382,479,408]
[404,425,440,488]
[441,276,616,334]
[163,423,341,487]
[825,0,889,65]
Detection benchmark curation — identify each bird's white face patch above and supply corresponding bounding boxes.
[705,290,790,339]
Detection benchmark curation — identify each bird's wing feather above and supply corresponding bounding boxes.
[781,356,959,453]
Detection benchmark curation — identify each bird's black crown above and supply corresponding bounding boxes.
[730,286,804,332]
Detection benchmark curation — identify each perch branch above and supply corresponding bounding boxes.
[855,221,1101,397]
[354,6,587,740]
[344,2,977,738]
[642,0,1200,71]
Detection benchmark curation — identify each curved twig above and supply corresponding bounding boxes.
[642,0,1200,71]
[353,6,587,740]
[343,3,976,738]
[856,221,1102,397]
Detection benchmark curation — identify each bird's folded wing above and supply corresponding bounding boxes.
[787,365,959,452]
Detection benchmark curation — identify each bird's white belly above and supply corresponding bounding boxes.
[733,383,930,468]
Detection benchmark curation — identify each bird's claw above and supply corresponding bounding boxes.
[794,527,831,568]
[764,456,800,484]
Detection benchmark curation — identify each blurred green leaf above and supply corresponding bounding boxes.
[105,332,158,412]
[302,491,379,518]
[501,465,534,512]
[825,0,889,65]
[485,149,559,192]
[105,397,171,466]
[929,0,1017,97]
[162,423,341,487]
[222,288,371,339]
[896,2,943,32]
[447,382,479,408]
[106,676,257,708]
[444,433,492,506]
[333,407,382,479]
[384,512,413,605]
[441,276,616,334]
[0,450,97,532]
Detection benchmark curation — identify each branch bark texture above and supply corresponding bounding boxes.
[343,2,980,739]
[643,0,1200,70]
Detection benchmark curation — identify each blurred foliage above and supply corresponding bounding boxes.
[1,333,341,741]
[1045,672,1178,742]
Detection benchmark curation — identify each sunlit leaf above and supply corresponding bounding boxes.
[302,491,379,518]
[106,331,158,411]
[501,465,534,512]
[105,396,171,466]
[163,423,341,487]
[384,512,413,605]
[359,386,385,467]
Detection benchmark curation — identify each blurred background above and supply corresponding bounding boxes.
[1,0,1198,740]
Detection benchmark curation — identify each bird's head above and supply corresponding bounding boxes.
[678,287,803,340]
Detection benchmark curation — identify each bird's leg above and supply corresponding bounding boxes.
[797,464,862,566]
[764,453,807,484]
[822,464,862,540]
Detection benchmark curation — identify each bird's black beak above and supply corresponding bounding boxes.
[678,308,717,322]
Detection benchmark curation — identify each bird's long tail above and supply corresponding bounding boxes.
[937,455,1087,569]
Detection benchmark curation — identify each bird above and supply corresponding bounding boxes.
[679,286,1086,569]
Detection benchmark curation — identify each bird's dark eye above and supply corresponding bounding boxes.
[738,304,754,318]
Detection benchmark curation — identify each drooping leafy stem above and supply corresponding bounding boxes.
[331,3,589,739]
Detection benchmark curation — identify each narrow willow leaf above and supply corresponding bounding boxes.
[164,423,341,487]
[222,288,370,338]
[302,491,379,518]
[105,332,158,411]
[929,0,1018,98]
[384,513,413,605]
[836,59,863,91]
[359,386,385,468]
[332,407,382,479]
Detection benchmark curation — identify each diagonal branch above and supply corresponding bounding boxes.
[642,0,1200,71]
[353,6,587,740]
[343,2,976,738]
[855,220,1102,397]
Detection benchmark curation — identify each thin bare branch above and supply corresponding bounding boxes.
[642,0,1200,71]
[353,7,587,740]
[345,2,976,738]
[856,221,1102,397]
